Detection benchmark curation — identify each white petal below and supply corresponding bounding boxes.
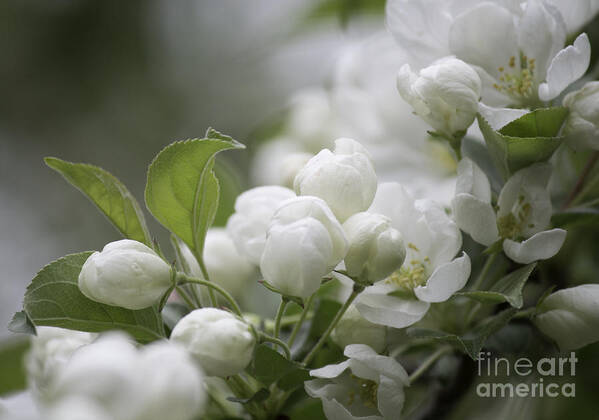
[322,397,381,420]
[503,229,567,264]
[397,64,430,116]
[414,252,471,303]
[538,33,591,101]
[309,361,350,379]
[452,193,499,246]
[449,3,518,80]
[455,158,492,201]
[477,103,528,131]
[355,292,430,329]
[377,375,406,419]
[345,345,409,385]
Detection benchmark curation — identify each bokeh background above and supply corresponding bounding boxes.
[1,1,599,419]
[0,0,386,335]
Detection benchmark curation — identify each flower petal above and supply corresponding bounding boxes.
[355,292,430,329]
[414,252,471,303]
[452,193,499,246]
[538,33,591,101]
[449,3,518,80]
[455,157,492,202]
[503,228,567,264]
[477,103,528,131]
[309,361,351,379]
[344,344,409,385]
[377,375,406,419]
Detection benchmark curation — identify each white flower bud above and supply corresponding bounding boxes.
[25,327,96,398]
[343,212,406,283]
[170,308,255,377]
[534,284,599,351]
[331,305,387,353]
[227,186,296,264]
[397,57,481,139]
[78,239,172,310]
[260,196,348,298]
[49,333,205,420]
[202,228,255,299]
[294,138,377,222]
[563,81,599,150]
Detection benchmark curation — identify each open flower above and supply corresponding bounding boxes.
[387,0,591,107]
[354,183,471,329]
[452,159,567,264]
[260,196,348,298]
[227,186,296,264]
[397,57,481,140]
[294,138,377,222]
[305,344,408,420]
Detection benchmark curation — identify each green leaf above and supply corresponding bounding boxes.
[407,307,518,359]
[227,388,270,405]
[457,263,536,308]
[45,157,153,247]
[477,107,568,179]
[23,252,165,343]
[248,344,304,387]
[0,337,30,396]
[278,367,311,392]
[309,299,342,339]
[552,206,599,229]
[8,311,36,335]
[145,129,244,262]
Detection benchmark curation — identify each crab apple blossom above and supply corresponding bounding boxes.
[78,240,172,310]
[452,159,566,264]
[354,183,471,329]
[305,344,409,420]
[170,308,255,377]
[294,138,377,222]
[260,196,348,298]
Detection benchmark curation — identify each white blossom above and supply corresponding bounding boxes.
[331,306,387,354]
[48,333,205,420]
[354,183,471,329]
[562,81,599,150]
[227,186,295,265]
[343,212,406,284]
[534,284,599,350]
[294,138,377,222]
[305,344,408,420]
[260,196,348,298]
[397,57,481,139]
[170,308,255,377]
[25,327,96,399]
[452,159,567,264]
[78,240,172,310]
[387,0,591,107]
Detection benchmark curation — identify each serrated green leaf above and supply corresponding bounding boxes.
[23,252,165,343]
[145,129,244,262]
[45,157,152,247]
[0,337,30,396]
[458,263,536,308]
[8,311,36,335]
[477,107,567,179]
[248,344,302,387]
[407,307,518,359]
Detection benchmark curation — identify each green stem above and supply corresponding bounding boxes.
[513,307,536,319]
[288,294,314,348]
[175,286,196,309]
[408,346,453,384]
[177,273,242,316]
[198,259,218,307]
[470,252,497,291]
[259,333,291,359]
[274,298,289,339]
[302,285,363,366]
